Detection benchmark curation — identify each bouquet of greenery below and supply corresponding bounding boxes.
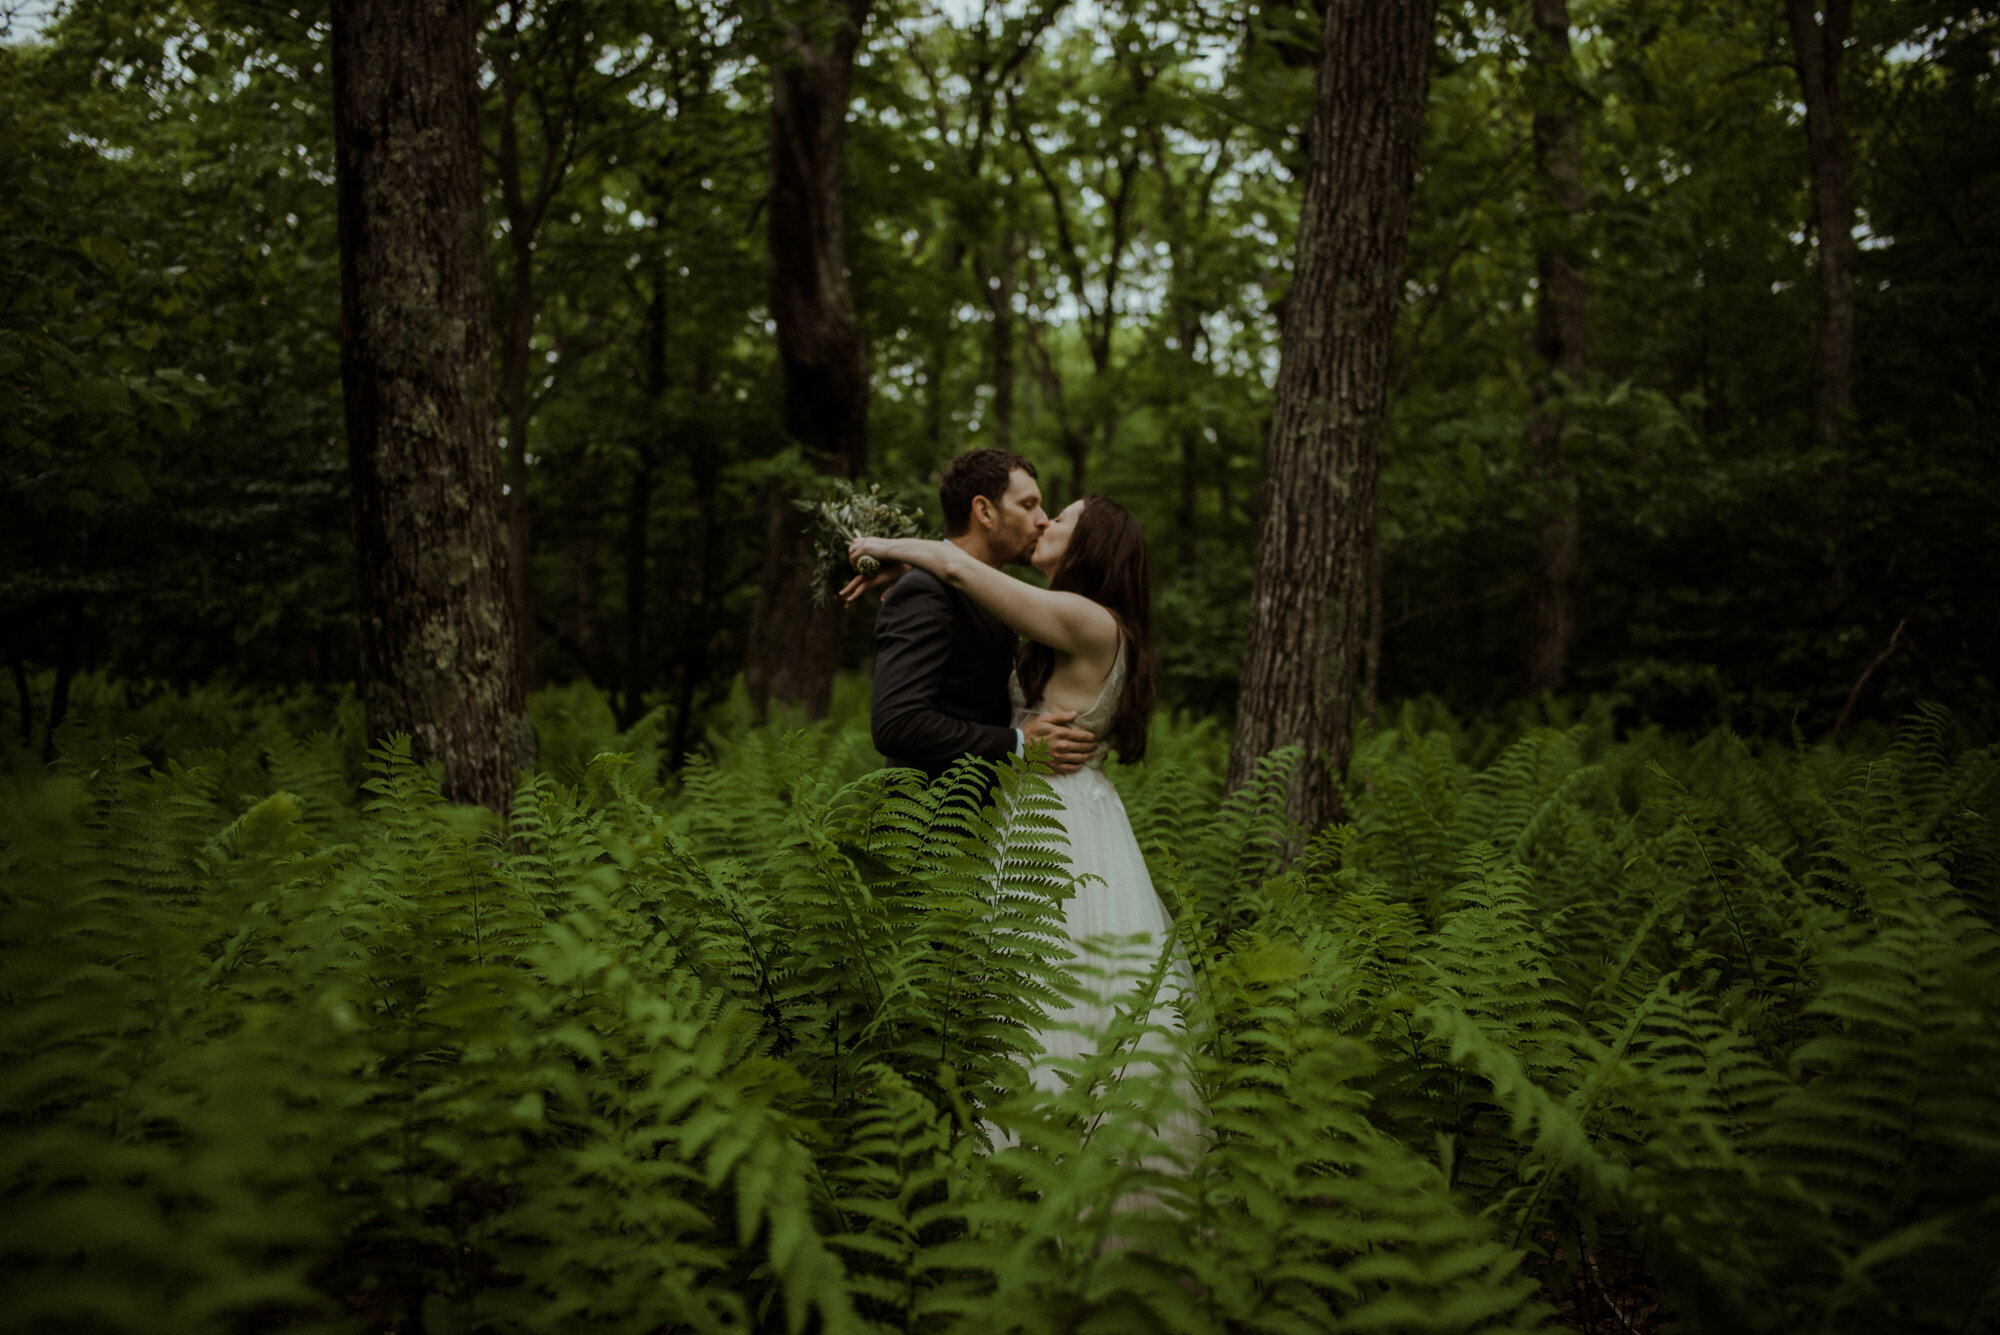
[795,480,928,604]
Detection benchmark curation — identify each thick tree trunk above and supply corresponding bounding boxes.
[332,0,532,810]
[745,495,847,716]
[1225,0,1437,833]
[741,0,874,719]
[1783,0,1856,599]
[1524,0,1587,696]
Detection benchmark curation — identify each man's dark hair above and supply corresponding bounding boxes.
[940,448,1037,536]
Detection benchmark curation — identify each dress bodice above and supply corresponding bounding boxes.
[1010,645,1126,770]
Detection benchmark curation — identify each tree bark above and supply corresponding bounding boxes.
[1225,0,1437,833]
[1179,425,1200,572]
[9,643,30,747]
[1175,308,1201,572]
[1523,0,1587,697]
[332,0,532,810]
[620,273,668,730]
[670,355,723,765]
[618,445,654,729]
[43,599,80,762]
[1783,0,1856,600]
[563,486,602,676]
[983,232,1019,449]
[925,314,951,448]
[741,0,874,719]
[745,495,847,717]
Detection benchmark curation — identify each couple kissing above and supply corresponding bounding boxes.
[845,448,1198,1142]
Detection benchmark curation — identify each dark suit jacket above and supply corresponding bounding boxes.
[871,568,1017,780]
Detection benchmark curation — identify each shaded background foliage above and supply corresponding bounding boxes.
[2,0,1996,759]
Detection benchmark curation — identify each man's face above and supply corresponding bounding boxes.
[988,469,1047,564]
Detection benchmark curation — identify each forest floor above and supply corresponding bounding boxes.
[1531,1229,1668,1333]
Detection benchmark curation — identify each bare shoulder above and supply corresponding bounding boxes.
[1052,589,1120,651]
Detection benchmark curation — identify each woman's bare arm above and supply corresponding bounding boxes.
[849,537,1117,658]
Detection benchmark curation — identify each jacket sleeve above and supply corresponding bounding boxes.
[871,572,1017,768]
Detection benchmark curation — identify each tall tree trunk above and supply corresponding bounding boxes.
[982,232,1018,449]
[564,488,602,675]
[7,630,32,746]
[619,446,655,728]
[490,0,592,693]
[1783,0,1856,600]
[621,275,669,730]
[1225,0,1437,833]
[494,36,544,693]
[925,237,963,448]
[1065,428,1089,498]
[1218,447,1235,531]
[1524,0,1587,696]
[925,323,950,448]
[671,359,723,765]
[332,0,532,810]
[500,229,538,686]
[1179,426,1200,571]
[42,599,80,762]
[1175,308,1200,572]
[742,0,874,719]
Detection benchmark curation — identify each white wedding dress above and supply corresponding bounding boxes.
[1005,647,1203,1160]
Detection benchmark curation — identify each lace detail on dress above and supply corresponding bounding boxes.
[1009,644,1126,769]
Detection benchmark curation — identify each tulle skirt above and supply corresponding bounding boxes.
[996,764,1205,1173]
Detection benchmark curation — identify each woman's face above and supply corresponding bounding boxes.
[1032,499,1086,577]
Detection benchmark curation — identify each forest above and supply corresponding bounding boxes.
[3,0,1998,1331]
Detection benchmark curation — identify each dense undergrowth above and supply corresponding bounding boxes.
[3,677,1998,1333]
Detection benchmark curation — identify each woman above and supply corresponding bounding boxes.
[849,497,1199,1150]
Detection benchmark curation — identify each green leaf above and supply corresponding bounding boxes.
[78,376,131,416]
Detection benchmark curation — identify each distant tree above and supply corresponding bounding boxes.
[331,0,532,808]
[1524,0,1587,695]
[9,0,1994,756]
[742,0,875,720]
[1782,0,1857,599]
[1227,0,1438,833]
[1007,21,1158,495]
[485,0,670,689]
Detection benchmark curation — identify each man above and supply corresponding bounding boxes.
[852,449,1097,780]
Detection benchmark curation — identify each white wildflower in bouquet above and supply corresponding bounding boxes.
[796,480,928,604]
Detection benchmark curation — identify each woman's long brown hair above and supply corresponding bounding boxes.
[1015,496,1158,763]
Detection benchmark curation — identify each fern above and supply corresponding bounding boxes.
[6,682,1997,1333]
